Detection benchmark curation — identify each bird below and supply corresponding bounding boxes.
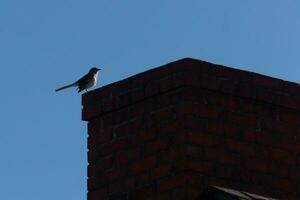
[55,67,101,93]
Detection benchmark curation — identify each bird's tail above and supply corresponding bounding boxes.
[55,83,77,92]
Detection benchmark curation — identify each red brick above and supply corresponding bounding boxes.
[145,80,160,97]
[188,59,217,74]
[171,187,186,200]
[284,81,300,94]
[108,177,135,194]
[246,158,269,172]
[289,167,300,181]
[135,171,151,185]
[185,145,203,157]
[263,119,297,134]
[158,174,187,192]
[87,177,99,191]
[101,113,114,129]
[87,150,98,164]
[103,168,126,182]
[262,148,291,162]
[269,162,292,178]
[131,87,145,102]
[129,156,157,174]
[182,71,218,90]
[185,159,212,173]
[88,187,108,200]
[88,157,113,177]
[213,164,250,181]
[204,176,229,189]
[114,108,130,124]
[159,76,175,92]
[169,87,199,104]
[204,147,242,165]
[235,81,255,98]
[280,108,300,124]
[150,193,171,200]
[185,131,220,146]
[82,97,117,121]
[131,185,155,199]
[117,92,132,107]
[253,73,283,90]
[224,139,256,156]
[88,130,112,149]
[216,65,253,82]
[144,137,169,155]
[159,118,184,134]
[111,82,132,97]
[130,97,165,118]
[204,91,240,109]
[132,128,157,145]
[101,97,118,113]
[218,79,236,94]
[196,74,219,90]
[174,103,219,119]
[108,181,124,195]
[151,164,172,180]
[87,119,101,136]
[206,121,241,138]
[185,173,205,188]
[158,147,185,164]
[272,178,293,193]
[115,119,142,138]
[96,137,130,157]
[255,87,279,104]
[177,115,206,130]
[94,130,112,145]
[242,130,274,146]
[130,100,151,117]
[170,72,192,88]
[237,99,275,117]
[149,108,174,124]
[187,187,202,200]
[83,58,300,199]
[82,104,100,122]
[223,111,258,129]
[115,147,141,165]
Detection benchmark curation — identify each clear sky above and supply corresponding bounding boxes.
[0,1,299,199]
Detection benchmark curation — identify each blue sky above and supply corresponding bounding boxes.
[0,1,299,199]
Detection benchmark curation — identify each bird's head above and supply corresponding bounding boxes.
[89,67,101,74]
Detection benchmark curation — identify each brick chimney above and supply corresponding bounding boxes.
[82,58,300,200]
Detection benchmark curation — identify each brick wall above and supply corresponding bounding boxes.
[82,58,300,200]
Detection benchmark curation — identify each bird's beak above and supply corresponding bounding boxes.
[97,68,101,71]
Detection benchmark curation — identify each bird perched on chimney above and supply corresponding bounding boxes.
[55,67,101,93]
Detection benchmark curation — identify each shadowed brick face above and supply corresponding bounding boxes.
[82,58,300,200]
